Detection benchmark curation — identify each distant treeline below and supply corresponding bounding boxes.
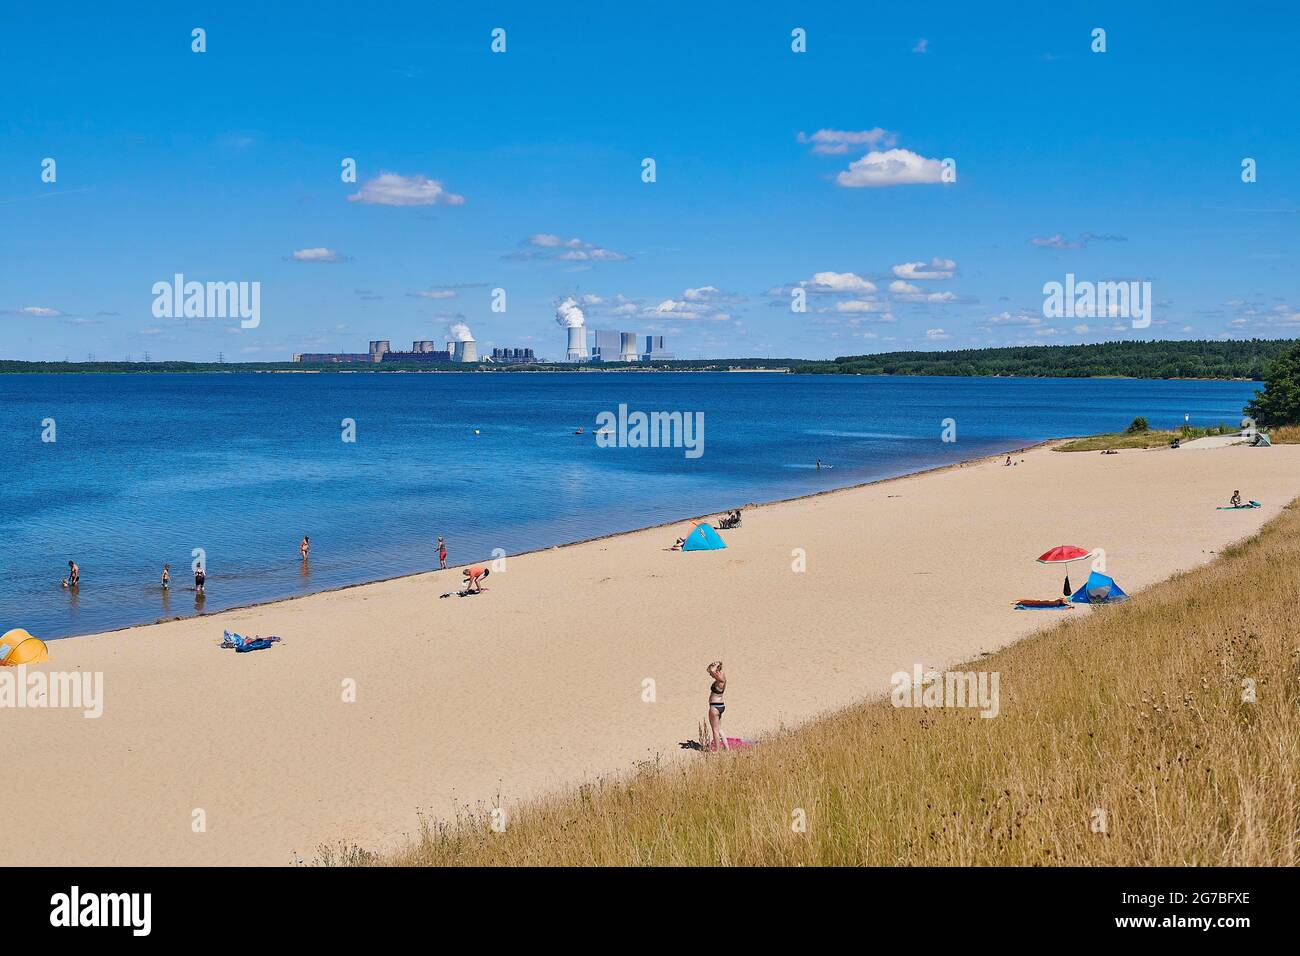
[2,340,1295,379]
[815,340,1296,380]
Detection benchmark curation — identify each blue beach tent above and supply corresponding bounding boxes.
[1070,571,1129,605]
[681,523,727,551]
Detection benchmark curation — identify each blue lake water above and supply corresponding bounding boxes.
[0,372,1260,638]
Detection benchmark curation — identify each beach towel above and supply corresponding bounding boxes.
[1013,599,1072,610]
[1217,501,1261,510]
[235,638,276,653]
[222,630,281,652]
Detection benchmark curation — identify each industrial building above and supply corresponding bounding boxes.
[643,335,674,361]
[581,329,672,362]
[292,337,475,364]
[490,348,537,364]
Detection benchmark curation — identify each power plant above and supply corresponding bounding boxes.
[566,325,587,362]
[292,336,477,364]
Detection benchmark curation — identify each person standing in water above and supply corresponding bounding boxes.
[194,565,206,593]
[161,564,171,590]
[706,660,729,752]
[300,535,310,561]
[65,560,80,588]
[437,536,447,570]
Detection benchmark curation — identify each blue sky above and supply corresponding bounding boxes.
[2,1,1298,361]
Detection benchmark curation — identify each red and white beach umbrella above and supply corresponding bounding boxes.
[1036,545,1093,597]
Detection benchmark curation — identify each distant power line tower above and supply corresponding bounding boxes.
[143,351,151,363]
[217,351,225,364]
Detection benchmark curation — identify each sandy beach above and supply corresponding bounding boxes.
[4,440,1299,866]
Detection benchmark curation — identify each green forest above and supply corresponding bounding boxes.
[814,339,1294,379]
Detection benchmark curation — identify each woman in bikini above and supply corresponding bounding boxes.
[707,660,728,751]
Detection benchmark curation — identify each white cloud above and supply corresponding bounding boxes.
[797,128,897,155]
[348,172,465,206]
[413,289,457,299]
[834,299,889,313]
[647,286,741,322]
[509,234,630,262]
[1030,232,1126,250]
[291,247,345,263]
[889,280,921,294]
[837,148,947,188]
[1072,324,1091,334]
[16,306,63,317]
[983,310,1044,328]
[803,271,876,293]
[925,328,949,340]
[892,257,957,280]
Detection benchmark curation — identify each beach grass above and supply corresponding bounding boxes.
[1270,424,1300,444]
[1055,425,1234,452]
[368,499,1300,867]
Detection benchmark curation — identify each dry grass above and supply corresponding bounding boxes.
[1270,424,1300,444]
[371,503,1300,867]
[1055,426,1232,452]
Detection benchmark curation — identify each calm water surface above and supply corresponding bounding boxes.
[0,372,1259,638]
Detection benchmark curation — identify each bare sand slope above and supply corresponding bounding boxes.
[4,442,1298,866]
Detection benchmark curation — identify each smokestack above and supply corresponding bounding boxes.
[555,296,587,363]
[566,325,587,363]
[619,331,638,362]
[455,340,477,363]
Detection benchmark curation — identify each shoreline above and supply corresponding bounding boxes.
[46,438,1061,643]
[6,439,1300,865]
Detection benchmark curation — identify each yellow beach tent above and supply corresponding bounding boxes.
[0,628,49,666]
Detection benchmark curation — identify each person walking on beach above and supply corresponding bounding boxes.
[300,535,310,561]
[461,565,489,593]
[437,536,447,570]
[64,560,80,589]
[706,660,729,752]
[161,564,171,590]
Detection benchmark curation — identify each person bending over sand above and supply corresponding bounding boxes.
[707,660,729,752]
[462,565,489,593]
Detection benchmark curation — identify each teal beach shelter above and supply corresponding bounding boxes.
[682,523,727,551]
[1070,571,1129,605]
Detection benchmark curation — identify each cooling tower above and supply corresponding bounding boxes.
[566,326,587,362]
[454,340,478,363]
[619,332,638,362]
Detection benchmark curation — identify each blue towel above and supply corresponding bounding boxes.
[235,638,275,653]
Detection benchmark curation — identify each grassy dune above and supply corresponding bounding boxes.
[369,501,1300,867]
[1057,424,1300,452]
